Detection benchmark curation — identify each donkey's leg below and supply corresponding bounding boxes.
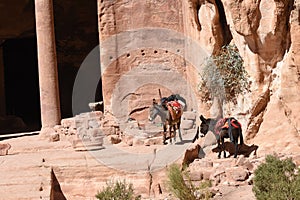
[222,137,226,158]
[192,126,199,143]
[234,138,239,158]
[217,139,222,159]
[163,124,167,145]
[169,125,173,144]
[173,125,176,143]
[177,122,183,142]
[234,142,238,158]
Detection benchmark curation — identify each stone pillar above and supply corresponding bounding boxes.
[0,46,6,116]
[35,0,61,137]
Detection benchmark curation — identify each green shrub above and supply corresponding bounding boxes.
[166,164,212,200]
[196,180,213,200]
[253,155,300,200]
[96,179,141,200]
[198,44,250,104]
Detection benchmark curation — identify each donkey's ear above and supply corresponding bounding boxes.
[199,115,206,122]
[152,99,157,105]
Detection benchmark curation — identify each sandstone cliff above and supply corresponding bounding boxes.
[99,0,300,155]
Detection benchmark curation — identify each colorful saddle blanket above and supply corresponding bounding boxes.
[167,101,182,121]
[214,117,241,135]
[168,101,181,111]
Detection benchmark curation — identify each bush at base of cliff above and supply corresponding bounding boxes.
[167,164,213,200]
[253,155,300,200]
[95,180,141,200]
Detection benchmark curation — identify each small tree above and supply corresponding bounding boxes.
[198,44,250,111]
[253,155,300,200]
[96,180,141,200]
[166,164,213,200]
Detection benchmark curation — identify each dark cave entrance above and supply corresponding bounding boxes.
[2,37,41,133]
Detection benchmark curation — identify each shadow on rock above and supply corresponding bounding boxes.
[212,142,258,157]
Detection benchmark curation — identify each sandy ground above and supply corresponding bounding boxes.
[0,132,257,200]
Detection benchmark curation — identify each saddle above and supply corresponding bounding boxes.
[167,101,182,121]
[214,117,241,135]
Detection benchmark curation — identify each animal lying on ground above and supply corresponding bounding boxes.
[212,142,258,157]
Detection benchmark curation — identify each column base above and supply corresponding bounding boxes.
[39,126,59,141]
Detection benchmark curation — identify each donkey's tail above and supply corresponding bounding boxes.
[231,118,243,145]
[192,126,199,143]
[239,127,244,145]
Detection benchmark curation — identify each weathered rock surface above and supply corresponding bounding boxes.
[98,0,300,159]
[55,111,105,151]
[0,135,173,200]
[0,143,11,156]
[1,0,300,199]
[186,146,300,199]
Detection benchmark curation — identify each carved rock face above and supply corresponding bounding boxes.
[0,0,35,38]
[98,0,299,155]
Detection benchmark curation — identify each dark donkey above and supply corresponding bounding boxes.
[149,99,183,144]
[199,115,243,158]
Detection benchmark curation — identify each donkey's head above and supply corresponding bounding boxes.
[199,115,211,136]
[148,99,160,122]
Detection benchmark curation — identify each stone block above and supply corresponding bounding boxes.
[61,118,75,128]
[235,155,246,166]
[87,128,104,138]
[202,168,214,180]
[242,160,255,172]
[49,133,60,142]
[59,132,68,141]
[0,143,11,156]
[91,136,104,144]
[54,125,62,132]
[189,171,203,181]
[107,135,122,144]
[133,138,144,146]
[182,112,197,120]
[101,126,116,135]
[88,118,101,129]
[212,169,225,178]
[213,159,235,169]
[88,111,103,118]
[68,128,77,135]
[144,137,163,146]
[225,167,249,182]
[77,128,87,138]
[191,159,213,168]
[211,169,227,186]
[123,135,134,146]
[72,137,104,151]
[75,118,88,129]
[202,132,217,147]
[181,119,194,130]
[185,128,197,136]
[54,125,65,135]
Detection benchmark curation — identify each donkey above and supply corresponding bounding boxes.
[199,115,243,158]
[149,99,183,144]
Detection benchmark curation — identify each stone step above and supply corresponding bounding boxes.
[0,163,51,200]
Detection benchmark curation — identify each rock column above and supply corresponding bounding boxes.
[0,46,5,116]
[35,0,61,137]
